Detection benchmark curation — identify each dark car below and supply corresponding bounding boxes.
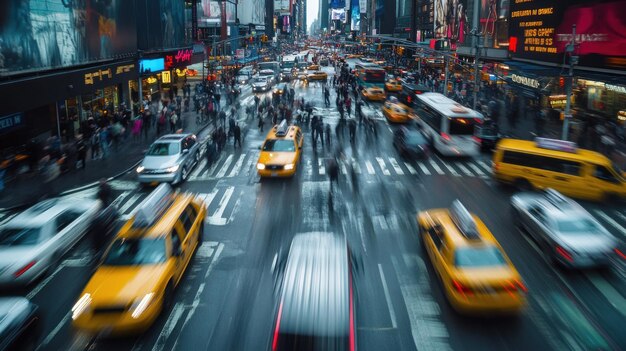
[0,297,42,351]
[272,232,356,351]
[474,123,501,152]
[393,127,429,158]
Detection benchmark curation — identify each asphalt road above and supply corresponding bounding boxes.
[1,62,625,351]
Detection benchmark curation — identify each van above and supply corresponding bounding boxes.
[493,138,626,201]
[72,184,206,335]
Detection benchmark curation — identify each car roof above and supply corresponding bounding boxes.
[515,190,589,221]
[498,138,610,165]
[280,232,350,336]
[426,209,497,248]
[157,134,190,142]
[6,198,96,227]
[266,124,300,140]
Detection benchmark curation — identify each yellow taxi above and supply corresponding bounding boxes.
[72,184,206,335]
[307,64,320,71]
[417,201,527,314]
[308,70,328,81]
[385,79,402,92]
[361,87,386,101]
[382,99,412,123]
[347,54,363,59]
[257,120,303,177]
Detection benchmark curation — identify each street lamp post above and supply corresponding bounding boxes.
[562,24,577,141]
[471,29,482,110]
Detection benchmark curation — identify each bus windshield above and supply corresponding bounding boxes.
[365,70,385,83]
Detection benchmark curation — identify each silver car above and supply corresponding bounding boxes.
[251,76,273,92]
[136,134,201,184]
[0,197,100,287]
[511,189,617,268]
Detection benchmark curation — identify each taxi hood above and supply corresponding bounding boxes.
[259,151,297,165]
[84,265,169,305]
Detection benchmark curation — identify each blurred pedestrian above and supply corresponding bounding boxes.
[233,123,242,149]
[76,135,87,169]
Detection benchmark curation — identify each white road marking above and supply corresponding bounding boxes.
[373,215,389,230]
[196,189,219,213]
[440,161,460,177]
[378,264,397,328]
[109,180,139,191]
[365,160,375,175]
[27,263,65,300]
[245,151,258,176]
[476,160,492,173]
[340,162,348,175]
[428,159,445,175]
[318,158,326,175]
[375,157,391,176]
[196,241,218,259]
[404,162,417,175]
[38,312,70,348]
[152,303,185,351]
[389,158,404,175]
[587,274,626,316]
[417,162,431,175]
[207,187,234,225]
[455,163,474,176]
[119,194,142,215]
[215,154,234,178]
[468,162,486,177]
[190,159,207,179]
[306,159,313,176]
[111,191,131,207]
[228,153,246,177]
[352,158,361,174]
[593,210,626,239]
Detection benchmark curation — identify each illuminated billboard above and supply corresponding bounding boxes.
[509,0,626,73]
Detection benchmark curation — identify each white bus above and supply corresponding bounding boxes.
[413,92,484,157]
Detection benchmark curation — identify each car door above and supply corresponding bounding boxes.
[526,206,551,246]
[588,164,624,200]
[169,226,186,285]
[54,211,83,253]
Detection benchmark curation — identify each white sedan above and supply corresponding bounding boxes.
[0,197,101,287]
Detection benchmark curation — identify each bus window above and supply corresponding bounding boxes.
[449,118,476,135]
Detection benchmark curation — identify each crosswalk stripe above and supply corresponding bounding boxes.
[190,159,207,178]
[440,161,460,177]
[593,210,626,239]
[428,159,445,175]
[476,160,492,173]
[615,211,626,223]
[340,162,348,175]
[375,157,391,176]
[306,159,313,176]
[215,155,234,178]
[365,160,375,175]
[228,154,246,177]
[245,152,257,176]
[352,158,362,174]
[318,159,326,175]
[389,158,404,175]
[207,186,235,225]
[196,188,219,211]
[404,162,417,175]
[468,163,486,176]
[456,163,474,176]
[416,162,431,175]
[119,194,142,215]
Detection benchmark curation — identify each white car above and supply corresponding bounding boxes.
[0,197,101,287]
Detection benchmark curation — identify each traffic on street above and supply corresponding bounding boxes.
[1,33,626,351]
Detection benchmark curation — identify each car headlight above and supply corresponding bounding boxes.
[136,165,145,173]
[166,165,179,173]
[71,293,92,320]
[130,292,155,319]
[257,163,266,170]
[284,163,294,170]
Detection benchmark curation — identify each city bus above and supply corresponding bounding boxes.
[413,92,484,157]
[354,62,386,89]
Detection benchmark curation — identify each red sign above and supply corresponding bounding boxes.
[165,49,194,70]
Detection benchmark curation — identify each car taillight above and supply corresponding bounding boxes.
[556,246,573,262]
[494,162,500,172]
[472,136,482,144]
[614,248,626,260]
[503,279,528,297]
[272,301,284,351]
[452,280,473,298]
[14,261,36,278]
[440,133,451,143]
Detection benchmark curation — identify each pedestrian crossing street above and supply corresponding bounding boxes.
[187,149,496,181]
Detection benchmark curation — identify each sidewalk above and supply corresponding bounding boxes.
[0,96,234,211]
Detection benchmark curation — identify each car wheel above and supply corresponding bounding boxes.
[163,283,174,311]
[603,192,621,204]
[514,178,533,191]
[181,166,189,181]
[198,221,204,243]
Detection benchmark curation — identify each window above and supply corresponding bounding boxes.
[0,227,41,246]
[594,166,619,183]
[56,212,80,232]
[170,230,182,256]
[103,238,166,265]
[501,151,582,175]
[147,142,180,156]
[185,205,198,225]
[262,139,296,152]
[416,103,442,133]
[448,118,476,136]
[454,246,507,268]
[178,209,193,233]
[556,219,601,235]
[428,224,445,251]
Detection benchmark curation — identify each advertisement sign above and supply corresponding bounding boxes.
[137,0,185,51]
[331,9,346,22]
[236,49,245,59]
[351,0,360,31]
[359,0,367,14]
[237,0,265,25]
[164,49,194,70]
[509,0,626,72]
[198,0,236,26]
[0,0,137,75]
[331,0,346,9]
[274,0,291,15]
[434,0,469,44]
[140,58,165,75]
[0,113,24,135]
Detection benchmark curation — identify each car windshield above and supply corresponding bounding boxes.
[612,162,625,180]
[405,131,426,145]
[0,227,41,246]
[454,246,507,268]
[103,237,166,266]
[253,77,268,83]
[263,139,296,152]
[147,142,179,156]
[556,219,602,234]
[449,118,478,136]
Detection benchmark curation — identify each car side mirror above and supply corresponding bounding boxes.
[258,145,262,150]
[182,149,189,154]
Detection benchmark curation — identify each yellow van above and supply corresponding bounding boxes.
[71,184,206,335]
[417,200,527,314]
[493,138,626,202]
